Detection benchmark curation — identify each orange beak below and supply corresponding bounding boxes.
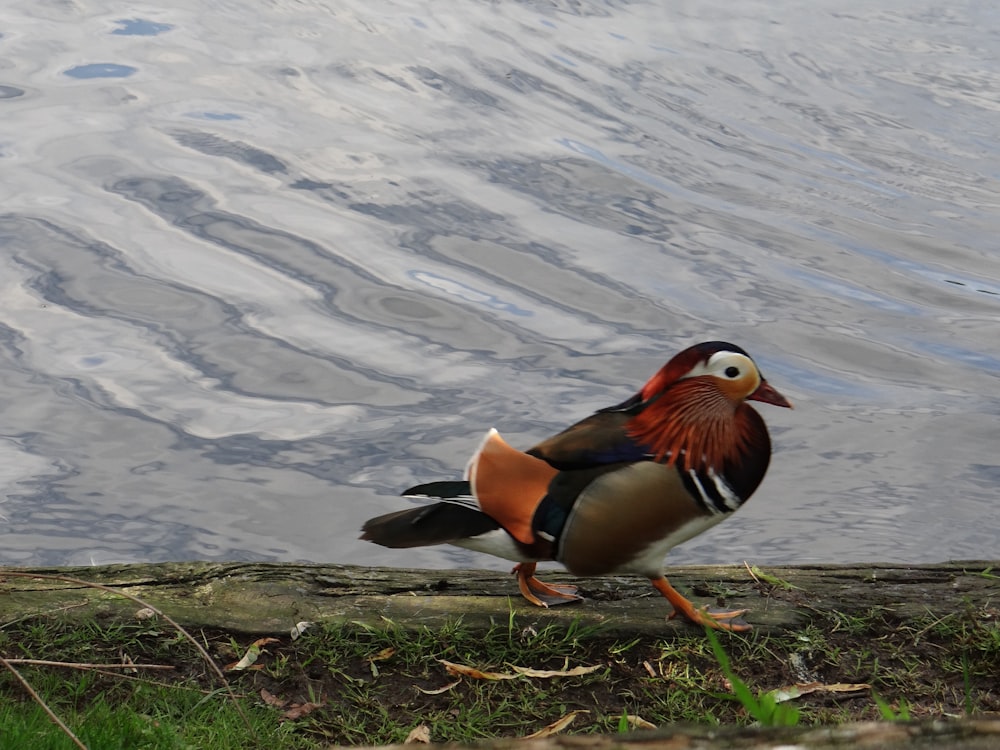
[749,379,793,408]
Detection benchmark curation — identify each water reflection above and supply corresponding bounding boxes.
[63,64,138,79]
[0,0,997,569]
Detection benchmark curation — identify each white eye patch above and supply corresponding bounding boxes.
[682,351,757,381]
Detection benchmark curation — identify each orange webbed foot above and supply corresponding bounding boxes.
[669,604,751,632]
[513,562,582,607]
[652,576,751,632]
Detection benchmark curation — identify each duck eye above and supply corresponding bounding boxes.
[724,366,740,378]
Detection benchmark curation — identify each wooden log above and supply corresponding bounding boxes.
[1,560,995,635]
[360,718,1000,750]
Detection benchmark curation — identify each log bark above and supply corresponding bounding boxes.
[364,719,1000,750]
[1,560,995,635]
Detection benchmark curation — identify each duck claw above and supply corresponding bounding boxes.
[686,606,752,632]
[513,563,583,607]
[653,575,752,631]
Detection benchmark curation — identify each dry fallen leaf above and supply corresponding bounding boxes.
[642,661,656,678]
[416,679,462,695]
[436,659,601,682]
[624,714,657,730]
[260,688,287,708]
[368,647,397,678]
[511,664,602,678]
[226,637,280,671]
[438,659,517,680]
[768,681,872,703]
[120,652,138,675]
[290,621,313,640]
[404,724,431,744]
[280,701,323,722]
[524,710,589,739]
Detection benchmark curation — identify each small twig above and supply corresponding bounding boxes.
[5,659,174,670]
[85,669,250,697]
[0,601,91,630]
[0,655,88,750]
[909,612,954,644]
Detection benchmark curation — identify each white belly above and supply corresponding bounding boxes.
[452,529,537,563]
[612,513,727,577]
[453,514,725,577]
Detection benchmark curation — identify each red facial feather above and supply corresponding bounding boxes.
[639,348,706,401]
[628,378,755,472]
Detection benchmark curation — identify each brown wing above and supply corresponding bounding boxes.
[526,411,645,470]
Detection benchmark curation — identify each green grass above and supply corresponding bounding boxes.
[0,620,309,750]
[703,628,800,727]
[0,668,308,750]
[2,600,999,747]
[0,693,306,750]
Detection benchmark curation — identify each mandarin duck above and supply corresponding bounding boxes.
[361,341,792,631]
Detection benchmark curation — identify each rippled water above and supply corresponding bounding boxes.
[1,0,997,570]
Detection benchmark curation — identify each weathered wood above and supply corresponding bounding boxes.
[1,560,995,635]
[361,719,1000,750]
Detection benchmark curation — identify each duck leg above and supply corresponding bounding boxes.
[513,562,582,607]
[650,576,750,632]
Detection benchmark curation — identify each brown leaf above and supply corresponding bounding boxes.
[260,688,287,708]
[404,724,431,743]
[250,636,280,648]
[224,660,264,671]
[369,647,396,662]
[368,646,397,677]
[511,664,601,678]
[134,607,157,621]
[822,682,871,692]
[624,714,657,730]
[415,679,462,695]
[227,637,280,671]
[438,659,517,680]
[280,701,323,722]
[768,681,872,703]
[524,710,589,739]
[120,652,138,674]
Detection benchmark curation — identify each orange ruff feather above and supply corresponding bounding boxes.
[466,430,557,545]
[628,380,748,472]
